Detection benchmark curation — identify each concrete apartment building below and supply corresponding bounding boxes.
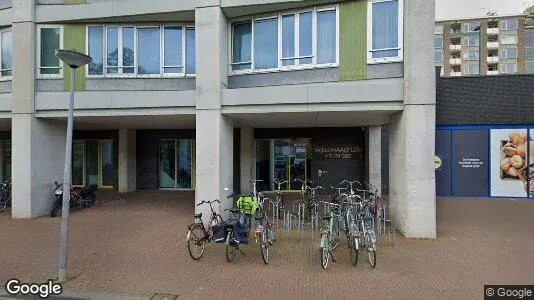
[435,7,534,77]
[0,0,436,238]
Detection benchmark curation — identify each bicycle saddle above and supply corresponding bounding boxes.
[194,213,202,219]
[321,215,332,220]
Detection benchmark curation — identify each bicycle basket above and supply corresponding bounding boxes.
[237,196,258,215]
[211,223,226,243]
[223,218,248,244]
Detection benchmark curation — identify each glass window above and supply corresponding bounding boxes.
[163,26,183,74]
[526,48,534,62]
[232,22,252,71]
[317,10,336,64]
[88,26,103,75]
[106,27,119,74]
[526,29,534,46]
[500,63,517,74]
[137,27,161,75]
[0,30,12,77]
[500,48,518,59]
[464,64,479,75]
[501,34,518,45]
[299,11,313,65]
[500,19,518,31]
[254,18,278,69]
[526,62,534,74]
[281,15,295,66]
[370,0,400,59]
[464,36,479,47]
[435,51,443,63]
[186,28,196,75]
[434,24,443,35]
[122,27,135,74]
[231,6,339,72]
[39,27,61,75]
[464,50,479,61]
[463,23,480,32]
[434,37,443,49]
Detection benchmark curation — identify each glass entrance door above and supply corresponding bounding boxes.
[159,139,192,189]
[72,139,115,187]
[256,138,311,191]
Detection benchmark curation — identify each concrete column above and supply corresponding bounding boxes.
[118,129,136,192]
[11,1,67,218]
[240,126,254,194]
[195,2,232,217]
[366,126,381,196]
[388,0,436,238]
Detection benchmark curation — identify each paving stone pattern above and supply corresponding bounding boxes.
[1,191,534,299]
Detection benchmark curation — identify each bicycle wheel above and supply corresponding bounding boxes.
[349,237,359,266]
[187,225,206,260]
[331,219,341,250]
[366,231,377,268]
[320,234,329,269]
[226,231,237,262]
[260,230,269,265]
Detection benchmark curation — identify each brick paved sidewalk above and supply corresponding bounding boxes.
[1,191,534,299]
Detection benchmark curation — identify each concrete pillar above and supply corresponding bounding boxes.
[118,129,136,192]
[240,126,254,194]
[366,126,381,196]
[388,0,436,238]
[11,1,67,218]
[194,2,232,217]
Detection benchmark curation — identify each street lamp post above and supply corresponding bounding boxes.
[54,49,92,282]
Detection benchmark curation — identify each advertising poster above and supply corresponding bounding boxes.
[453,130,489,197]
[490,129,528,197]
[530,129,534,198]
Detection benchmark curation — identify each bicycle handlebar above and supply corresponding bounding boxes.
[196,199,221,207]
[319,201,342,207]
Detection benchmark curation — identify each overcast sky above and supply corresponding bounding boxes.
[436,0,534,20]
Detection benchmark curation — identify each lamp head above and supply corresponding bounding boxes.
[54,49,92,69]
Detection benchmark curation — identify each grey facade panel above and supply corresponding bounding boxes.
[36,0,64,4]
[367,62,404,79]
[36,79,64,92]
[85,78,196,91]
[436,72,534,125]
[228,68,339,89]
[0,81,11,93]
[0,0,11,9]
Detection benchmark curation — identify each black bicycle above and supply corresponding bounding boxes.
[186,199,224,260]
[0,182,11,212]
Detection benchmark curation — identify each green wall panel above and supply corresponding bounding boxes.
[339,0,367,81]
[63,25,86,91]
[64,0,86,4]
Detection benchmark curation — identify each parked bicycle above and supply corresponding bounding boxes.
[319,201,342,269]
[254,196,274,264]
[0,182,11,212]
[186,199,225,260]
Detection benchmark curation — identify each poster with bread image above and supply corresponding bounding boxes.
[491,129,529,197]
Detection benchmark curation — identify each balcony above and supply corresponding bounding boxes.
[450,58,462,65]
[487,28,499,35]
[450,71,462,77]
[487,56,499,63]
[449,44,462,51]
[487,70,499,75]
[487,42,499,49]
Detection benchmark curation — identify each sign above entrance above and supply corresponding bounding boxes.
[314,146,362,159]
